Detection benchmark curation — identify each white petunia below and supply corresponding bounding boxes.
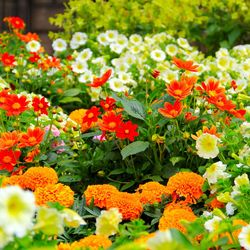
[226,202,237,216]
[129,34,143,45]
[110,43,124,54]
[239,224,250,250]
[150,49,166,62]
[97,33,109,46]
[78,70,93,83]
[26,40,41,52]
[109,78,127,92]
[240,122,250,138]
[116,34,128,47]
[0,225,13,249]
[165,44,178,57]
[204,216,222,232]
[71,32,87,46]
[76,48,93,62]
[177,38,191,50]
[71,61,88,73]
[105,30,119,43]
[52,38,67,52]
[216,56,231,71]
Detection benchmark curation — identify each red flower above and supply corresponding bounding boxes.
[229,109,246,120]
[196,79,225,98]
[16,32,39,43]
[0,131,20,150]
[2,94,29,116]
[87,69,112,88]
[184,112,198,121]
[0,149,21,172]
[24,147,41,162]
[29,52,40,63]
[207,94,236,111]
[152,69,160,78]
[82,106,100,126]
[231,80,237,90]
[172,57,199,72]
[1,52,16,67]
[0,89,10,109]
[4,16,25,30]
[18,127,45,148]
[32,96,49,115]
[100,97,116,111]
[99,112,123,132]
[158,100,183,119]
[116,121,139,141]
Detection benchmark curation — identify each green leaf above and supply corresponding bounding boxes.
[121,141,149,160]
[63,88,81,96]
[121,181,135,191]
[228,28,242,46]
[170,156,185,166]
[108,168,125,176]
[59,97,82,103]
[59,175,81,182]
[81,130,102,138]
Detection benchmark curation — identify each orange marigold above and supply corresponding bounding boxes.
[166,172,204,204]
[57,243,71,250]
[34,183,74,207]
[106,192,143,220]
[1,175,25,188]
[164,202,193,214]
[84,184,119,208]
[21,166,58,190]
[135,181,169,204]
[159,208,197,233]
[71,235,112,250]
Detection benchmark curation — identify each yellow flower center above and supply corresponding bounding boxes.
[88,113,94,119]
[109,122,116,129]
[3,156,11,163]
[12,102,21,109]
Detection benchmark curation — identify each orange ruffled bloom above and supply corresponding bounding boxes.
[158,100,183,119]
[18,127,45,148]
[21,166,58,190]
[166,172,204,204]
[84,184,119,208]
[159,208,197,233]
[2,175,25,188]
[106,192,143,220]
[135,181,169,205]
[35,183,74,207]
[0,131,20,150]
[87,69,112,88]
[172,57,199,72]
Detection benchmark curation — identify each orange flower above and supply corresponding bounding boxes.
[206,196,225,209]
[135,181,169,204]
[134,233,156,244]
[172,57,199,72]
[18,127,45,148]
[99,111,123,132]
[1,175,24,188]
[71,235,112,250]
[84,184,119,208]
[21,166,58,190]
[192,125,221,140]
[38,57,61,71]
[57,243,71,250]
[82,106,101,126]
[87,69,112,88]
[0,149,21,172]
[0,89,10,109]
[159,208,197,233]
[16,32,39,43]
[0,131,20,150]
[34,183,74,207]
[228,108,246,120]
[196,79,225,98]
[106,192,143,220]
[163,202,193,214]
[166,172,204,204]
[207,94,236,111]
[24,147,41,162]
[166,75,196,100]
[184,112,198,122]
[158,100,183,118]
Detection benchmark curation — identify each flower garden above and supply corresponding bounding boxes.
[0,1,250,249]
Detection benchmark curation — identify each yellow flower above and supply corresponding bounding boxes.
[61,208,86,228]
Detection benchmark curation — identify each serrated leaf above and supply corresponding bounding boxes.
[63,88,81,97]
[59,175,81,182]
[59,97,82,103]
[121,141,149,160]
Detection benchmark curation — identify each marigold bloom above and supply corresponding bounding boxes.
[18,127,45,148]
[2,94,29,116]
[0,131,20,150]
[32,96,49,115]
[24,147,40,162]
[0,149,21,172]
[21,166,58,190]
[106,192,143,220]
[1,52,16,67]
[196,79,225,98]
[166,172,204,204]
[207,94,236,111]
[57,243,71,250]
[1,175,24,188]
[71,235,112,250]
[34,183,74,207]
[206,196,225,209]
[68,109,93,132]
[87,69,112,88]
[164,202,193,214]
[84,184,119,208]
[159,208,197,233]
[116,121,139,142]
[135,181,169,204]
[82,106,101,126]
[100,97,116,111]
[158,100,183,119]
[172,57,199,72]
[4,16,25,30]
[99,112,123,132]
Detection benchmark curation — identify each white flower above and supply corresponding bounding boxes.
[196,133,220,159]
[177,38,191,50]
[52,38,67,52]
[203,211,213,217]
[118,72,132,83]
[61,208,86,228]
[234,173,249,189]
[71,60,88,73]
[110,43,124,54]
[129,34,143,45]
[78,70,93,83]
[150,49,166,62]
[109,78,127,92]
[76,48,93,62]
[234,79,247,93]
[114,62,130,73]
[105,30,118,42]
[97,33,109,46]
[0,225,13,249]
[70,40,80,50]
[203,161,231,184]
[216,48,229,58]
[216,56,231,71]
[116,34,128,47]
[239,224,250,250]
[204,216,222,232]
[0,186,36,237]
[240,122,250,138]
[226,202,236,216]
[130,45,141,54]
[26,40,41,52]
[95,208,122,237]
[161,69,178,83]
[92,57,106,66]
[165,44,178,57]
[123,54,136,65]
[71,32,87,46]
[87,87,102,102]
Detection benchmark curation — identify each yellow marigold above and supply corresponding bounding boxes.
[135,181,169,204]
[159,208,197,233]
[21,166,58,190]
[57,242,71,250]
[84,184,119,208]
[35,183,74,207]
[71,235,112,250]
[166,172,204,204]
[106,192,143,220]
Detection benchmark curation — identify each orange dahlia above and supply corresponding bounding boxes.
[21,166,58,190]
[172,57,199,72]
[159,208,197,233]
[106,192,143,220]
[166,172,204,204]
[34,183,74,207]
[135,181,169,204]
[71,235,112,250]
[84,184,119,208]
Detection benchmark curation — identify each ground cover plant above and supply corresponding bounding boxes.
[0,14,249,250]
